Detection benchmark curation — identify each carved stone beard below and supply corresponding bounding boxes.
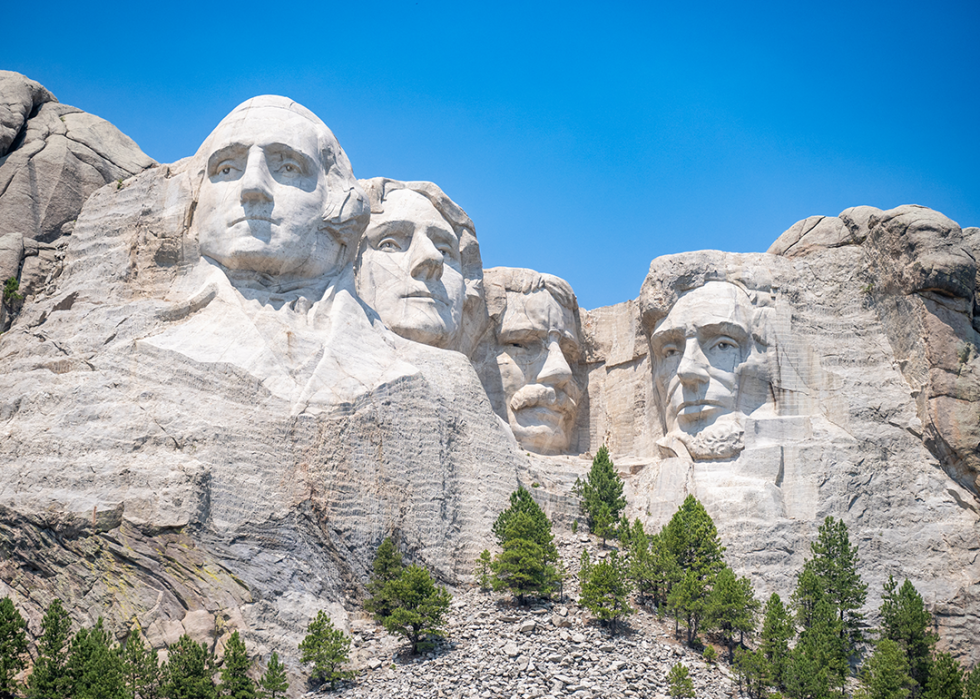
[660,412,745,461]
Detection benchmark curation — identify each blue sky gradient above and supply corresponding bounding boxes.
[4,0,978,309]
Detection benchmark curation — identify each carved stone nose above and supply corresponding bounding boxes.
[537,337,572,386]
[410,234,444,281]
[240,151,274,204]
[676,338,710,386]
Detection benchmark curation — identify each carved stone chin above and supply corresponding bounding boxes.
[659,412,746,461]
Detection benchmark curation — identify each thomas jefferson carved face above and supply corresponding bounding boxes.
[494,287,582,454]
[649,281,757,458]
[194,106,346,280]
[356,189,466,349]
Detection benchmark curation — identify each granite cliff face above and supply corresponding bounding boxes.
[0,74,977,682]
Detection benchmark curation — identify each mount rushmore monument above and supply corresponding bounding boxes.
[0,71,978,672]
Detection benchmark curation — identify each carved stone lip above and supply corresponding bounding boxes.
[677,399,727,416]
[229,216,275,225]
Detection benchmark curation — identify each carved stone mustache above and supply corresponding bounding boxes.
[509,383,578,415]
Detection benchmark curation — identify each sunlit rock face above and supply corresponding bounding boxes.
[0,93,522,683]
[1,71,979,676]
[0,71,155,331]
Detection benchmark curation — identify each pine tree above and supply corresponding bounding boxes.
[491,488,560,604]
[733,648,771,699]
[26,598,72,699]
[704,566,759,662]
[298,611,353,690]
[161,635,216,699]
[662,496,725,646]
[120,631,161,699]
[759,592,794,692]
[382,565,452,654]
[854,638,914,699]
[364,538,404,622]
[572,446,626,545]
[880,576,936,695]
[258,652,288,699]
[474,550,493,592]
[577,550,634,635]
[964,666,980,699]
[218,632,255,699]
[804,517,867,658]
[663,496,725,576]
[924,652,964,699]
[784,593,847,699]
[0,597,28,698]
[65,618,126,699]
[667,662,695,698]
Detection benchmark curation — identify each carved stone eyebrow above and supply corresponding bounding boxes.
[261,142,316,174]
[695,321,749,344]
[207,143,248,174]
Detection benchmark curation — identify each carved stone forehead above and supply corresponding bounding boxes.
[655,281,752,334]
[195,95,342,163]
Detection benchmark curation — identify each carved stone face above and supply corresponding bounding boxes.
[195,107,343,279]
[649,282,753,441]
[495,289,581,454]
[356,189,465,349]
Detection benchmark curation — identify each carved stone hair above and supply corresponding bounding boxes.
[638,251,779,347]
[189,95,369,248]
[482,267,579,323]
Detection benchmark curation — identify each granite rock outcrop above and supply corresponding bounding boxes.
[0,73,978,687]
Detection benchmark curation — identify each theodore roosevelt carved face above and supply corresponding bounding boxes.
[192,96,366,283]
[648,281,770,460]
[481,268,583,455]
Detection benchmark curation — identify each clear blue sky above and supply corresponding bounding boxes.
[5,0,978,310]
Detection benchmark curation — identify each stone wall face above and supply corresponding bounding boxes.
[0,73,978,677]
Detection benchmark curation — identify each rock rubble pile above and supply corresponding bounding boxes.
[308,535,737,699]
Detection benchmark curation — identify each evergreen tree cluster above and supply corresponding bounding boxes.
[0,597,309,698]
[364,537,452,655]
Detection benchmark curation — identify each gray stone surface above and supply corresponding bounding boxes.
[0,74,978,692]
[0,71,155,330]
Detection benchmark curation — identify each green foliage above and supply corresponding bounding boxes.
[784,593,847,699]
[760,593,794,692]
[923,652,964,699]
[474,550,493,593]
[667,662,695,698]
[65,618,126,699]
[364,538,405,621]
[491,487,552,547]
[704,565,759,662]
[120,631,161,699]
[26,598,72,699]
[491,488,560,604]
[803,517,867,658]
[0,597,28,697]
[258,652,288,699]
[298,611,352,690]
[662,496,725,646]
[381,565,452,655]
[161,635,217,699]
[965,666,980,699]
[571,520,578,534]
[734,648,771,699]
[702,645,717,664]
[577,550,634,634]
[880,576,937,695]
[854,638,914,699]
[2,278,23,306]
[572,446,626,544]
[218,632,255,699]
